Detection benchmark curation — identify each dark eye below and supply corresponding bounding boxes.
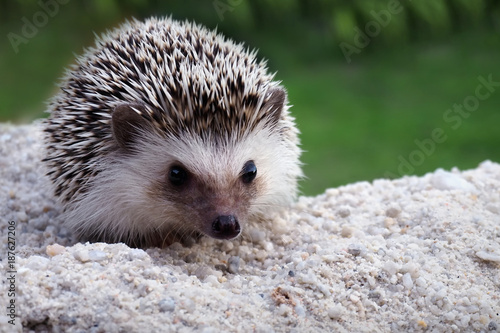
[241,160,257,184]
[169,165,188,186]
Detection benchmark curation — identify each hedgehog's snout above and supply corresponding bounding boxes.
[211,215,241,240]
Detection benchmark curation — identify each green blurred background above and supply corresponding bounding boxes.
[1,0,499,196]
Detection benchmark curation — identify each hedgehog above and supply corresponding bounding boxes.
[43,17,302,248]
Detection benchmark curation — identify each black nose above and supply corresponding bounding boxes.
[212,215,241,240]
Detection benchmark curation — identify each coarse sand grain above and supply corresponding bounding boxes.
[1,122,499,332]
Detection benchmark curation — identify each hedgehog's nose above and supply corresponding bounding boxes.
[212,215,240,239]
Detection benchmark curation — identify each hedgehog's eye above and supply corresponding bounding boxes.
[241,160,257,184]
[169,166,188,186]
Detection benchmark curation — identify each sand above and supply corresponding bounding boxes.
[0,122,499,333]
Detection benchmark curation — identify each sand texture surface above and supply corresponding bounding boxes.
[0,122,499,333]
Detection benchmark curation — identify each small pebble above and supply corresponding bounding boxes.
[341,226,353,238]
[59,315,77,325]
[182,236,197,248]
[74,250,90,263]
[248,228,266,242]
[185,253,197,263]
[88,250,107,262]
[194,266,213,280]
[347,244,363,256]
[26,256,50,270]
[383,261,400,276]
[204,275,220,287]
[46,243,66,257]
[476,251,500,263]
[295,305,305,317]
[337,208,350,218]
[431,170,475,191]
[402,273,413,289]
[159,298,176,312]
[221,241,234,252]
[368,290,381,300]
[328,305,344,320]
[17,211,28,222]
[214,264,227,272]
[227,256,240,274]
[128,249,148,260]
[386,207,400,218]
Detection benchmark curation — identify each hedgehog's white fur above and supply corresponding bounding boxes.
[67,123,300,244]
[44,17,302,247]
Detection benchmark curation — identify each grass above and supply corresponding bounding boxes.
[1,12,499,196]
[282,35,500,195]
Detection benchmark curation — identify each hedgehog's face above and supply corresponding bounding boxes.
[158,158,258,240]
[109,94,301,245]
[144,128,281,242]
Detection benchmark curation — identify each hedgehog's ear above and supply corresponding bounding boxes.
[262,87,286,126]
[112,103,151,150]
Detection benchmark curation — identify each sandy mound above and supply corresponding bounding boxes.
[1,122,499,332]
